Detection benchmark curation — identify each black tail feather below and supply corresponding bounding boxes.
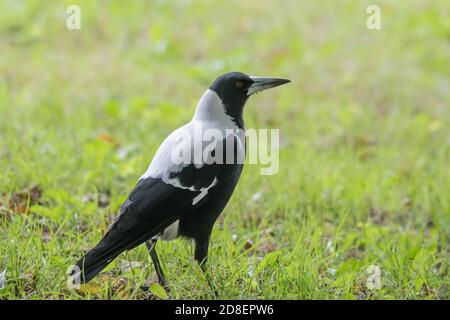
[72,237,123,284]
[69,201,183,286]
[70,221,174,285]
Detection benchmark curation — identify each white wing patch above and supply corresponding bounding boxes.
[192,178,218,205]
[139,123,192,189]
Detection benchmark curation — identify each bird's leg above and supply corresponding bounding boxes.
[141,239,170,293]
[194,235,210,271]
[194,234,217,297]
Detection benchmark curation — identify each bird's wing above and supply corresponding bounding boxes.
[140,121,245,188]
[74,176,208,283]
[103,122,243,247]
[113,163,221,235]
[74,127,243,283]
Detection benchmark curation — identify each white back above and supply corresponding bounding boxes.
[140,89,245,190]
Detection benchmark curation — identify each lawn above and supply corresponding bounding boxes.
[0,0,448,299]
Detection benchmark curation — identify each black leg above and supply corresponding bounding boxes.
[194,233,217,297]
[145,239,168,287]
[194,234,210,270]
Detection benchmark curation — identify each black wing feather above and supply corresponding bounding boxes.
[72,135,241,284]
[73,177,200,283]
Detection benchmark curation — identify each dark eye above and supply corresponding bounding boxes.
[235,81,244,89]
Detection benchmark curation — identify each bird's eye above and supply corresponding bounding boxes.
[235,81,244,89]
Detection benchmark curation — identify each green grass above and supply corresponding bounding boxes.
[0,0,448,299]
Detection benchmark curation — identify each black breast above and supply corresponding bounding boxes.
[177,134,245,239]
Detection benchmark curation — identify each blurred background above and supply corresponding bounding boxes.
[0,0,448,299]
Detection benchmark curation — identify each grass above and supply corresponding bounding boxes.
[0,0,449,299]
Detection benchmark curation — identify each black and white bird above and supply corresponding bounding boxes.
[70,72,289,289]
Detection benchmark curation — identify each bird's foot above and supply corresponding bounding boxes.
[140,284,150,292]
[140,281,171,299]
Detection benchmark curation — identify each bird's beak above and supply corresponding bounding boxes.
[247,76,291,96]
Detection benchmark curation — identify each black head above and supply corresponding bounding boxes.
[209,71,290,128]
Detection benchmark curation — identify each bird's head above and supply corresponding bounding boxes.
[207,72,290,128]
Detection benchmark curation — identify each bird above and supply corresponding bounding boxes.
[69,71,290,291]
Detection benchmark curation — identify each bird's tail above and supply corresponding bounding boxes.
[68,211,179,286]
[69,236,122,285]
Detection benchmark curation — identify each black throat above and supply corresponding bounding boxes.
[225,109,244,130]
[209,90,247,130]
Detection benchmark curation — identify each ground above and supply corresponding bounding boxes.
[0,0,448,299]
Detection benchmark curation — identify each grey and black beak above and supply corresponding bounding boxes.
[247,76,290,96]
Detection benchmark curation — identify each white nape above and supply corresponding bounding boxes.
[140,90,245,191]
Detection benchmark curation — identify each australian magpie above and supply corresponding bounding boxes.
[70,72,290,289]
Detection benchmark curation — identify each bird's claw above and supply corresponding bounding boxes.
[140,282,171,299]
